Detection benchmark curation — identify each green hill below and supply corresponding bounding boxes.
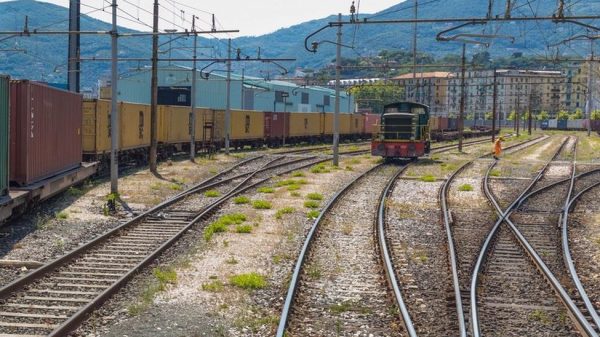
[0,0,597,88]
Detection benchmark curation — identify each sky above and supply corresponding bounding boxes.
[6,0,405,37]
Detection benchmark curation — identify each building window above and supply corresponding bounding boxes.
[301,92,309,104]
[275,91,285,103]
[245,115,250,133]
[324,95,330,106]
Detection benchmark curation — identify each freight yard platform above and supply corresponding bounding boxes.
[0,162,97,224]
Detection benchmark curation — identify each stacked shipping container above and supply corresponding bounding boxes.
[9,81,83,186]
[0,76,8,197]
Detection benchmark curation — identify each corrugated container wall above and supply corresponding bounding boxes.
[0,76,8,196]
[10,81,82,186]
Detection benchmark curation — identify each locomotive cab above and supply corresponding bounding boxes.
[372,102,430,159]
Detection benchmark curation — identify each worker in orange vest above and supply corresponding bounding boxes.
[493,137,504,160]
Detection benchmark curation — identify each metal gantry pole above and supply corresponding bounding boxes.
[333,13,342,167]
[586,40,594,136]
[149,0,159,173]
[225,38,232,155]
[190,16,197,161]
[67,0,80,93]
[458,43,466,152]
[412,0,418,78]
[110,0,119,194]
[492,68,498,141]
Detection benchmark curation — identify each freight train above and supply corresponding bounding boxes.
[82,99,367,165]
[371,102,431,159]
[0,78,371,223]
[540,119,600,131]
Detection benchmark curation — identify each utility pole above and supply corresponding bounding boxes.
[586,40,594,137]
[190,15,197,162]
[110,0,119,194]
[333,13,342,166]
[67,0,80,92]
[505,0,512,18]
[492,68,498,141]
[516,88,520,136]
[412,0,418,78]
[528,90,533,135]
[458,43,466,152]
[225,38,232,155]
[149,0,159,173]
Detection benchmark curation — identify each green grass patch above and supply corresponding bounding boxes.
[290,191,301,197]
[420,175,436,182]
[310,163,331,174]
[202,280,224,292]
[204,190,220,197]
[348,158,361,165]
[489,169,501,177]
[233,196,250,204]
[252,200,272,209]
[229,272,267,290]
[291,171,305,177]
[275,207,295,219]
[153,267,177,291]
[307,210,320,219]
[529,309,550,324]
[286,184,300,191]
[458,184,474,192]
[306,192,324,201]
[169,183,182,191]
[204,213,247,241]
[55,211,69,220]
[235,224,253,233]
[66,186,84,197]
[304,200,320,209]
[345,166,354,171]
[257,186,275,193]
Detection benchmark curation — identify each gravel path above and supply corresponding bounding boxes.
[286,164,404,337]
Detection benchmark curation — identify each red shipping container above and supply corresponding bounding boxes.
[364,113,381,134]
[439,117,449,130]
[264,111,288,141]
[10,81,82,186]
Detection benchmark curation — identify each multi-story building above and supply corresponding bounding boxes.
[391,72,451,116]
[396,69,566,120]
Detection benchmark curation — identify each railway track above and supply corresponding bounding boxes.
[372,135,546,337]
[275,136,536,336]
[0,154,333,337]
[469,136,599,337]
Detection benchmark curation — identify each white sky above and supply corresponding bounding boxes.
[6,0,405,37]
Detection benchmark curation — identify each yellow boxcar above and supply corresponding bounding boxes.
[350,113,365,136]
[82,100,150,155]
[322,112,352,136]
[289,112,321,138]
[212,110,264,141]
[158,105,190,144]
[120,102,151,150]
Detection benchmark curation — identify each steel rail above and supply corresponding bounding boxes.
[48,155,332,336]
[377,166,417,337]
[275,163,389,336]
[0,155,328,336]
[561,140,600,331]
[275,136,532,337]
[470,137,599,337]
[440,134,549,337]
[0,154,266,299]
